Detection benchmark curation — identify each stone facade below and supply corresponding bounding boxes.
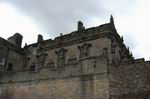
[0,16,150,99]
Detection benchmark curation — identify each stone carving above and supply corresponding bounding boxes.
[78,43,92,58]
[111,39,120,66]
[22,56,30,68]
[37,34,43,43]
[110,15,114,23]
[111,39,116,53]
[59,33,64,44]
[25,43,27,47]
[55,48,68,68]
[120,46,134,64]
[78,21,85,31]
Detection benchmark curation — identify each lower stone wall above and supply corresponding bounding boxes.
[109,62,150,98]
[0,74,109,99]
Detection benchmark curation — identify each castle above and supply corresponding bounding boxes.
[0,16,150,99]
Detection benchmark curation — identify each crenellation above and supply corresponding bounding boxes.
[32,23,116,52]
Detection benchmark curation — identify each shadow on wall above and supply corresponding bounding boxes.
[0,87,13,99]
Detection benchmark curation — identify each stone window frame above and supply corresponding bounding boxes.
[78,43,92,58]
[67,57,78,65]
[47,62,55,70]
[36,53,48,67]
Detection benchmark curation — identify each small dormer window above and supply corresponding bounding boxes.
[55,48,68,68]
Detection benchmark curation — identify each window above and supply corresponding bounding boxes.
[78,43,92,58]
[7,63,13,71]
[67,57,78,65]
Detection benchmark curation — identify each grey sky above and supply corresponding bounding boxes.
[0,0,150,60]
[2,0,138,34]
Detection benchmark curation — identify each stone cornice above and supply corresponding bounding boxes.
[37,31,124,52]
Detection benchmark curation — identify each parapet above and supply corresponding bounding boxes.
[26,17,118,52]
[134,58,145,63]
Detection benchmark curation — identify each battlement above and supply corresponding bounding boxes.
[25,20,118,52]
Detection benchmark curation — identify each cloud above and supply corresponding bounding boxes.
[2,0,103,37]
[1,0,150,59]
[2,0,138,36]
[0,3,43,46]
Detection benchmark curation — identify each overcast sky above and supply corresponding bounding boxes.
[0,0,150,60]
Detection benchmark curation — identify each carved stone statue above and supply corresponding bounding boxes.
[78,21,85,31]
[22,56,30,68]
[37,34,43,43]
[55,48,68,68]
[111,39,120,66]
[111,39,116,53]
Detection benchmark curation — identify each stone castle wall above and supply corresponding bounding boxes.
[110,60,150,98]
[0,74,109,99]
[0,17,150,99]
[0,35,110,98]
[0,21,113,99]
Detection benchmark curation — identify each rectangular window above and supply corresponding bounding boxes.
[7,63,13,71]
[67,57,78,65]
